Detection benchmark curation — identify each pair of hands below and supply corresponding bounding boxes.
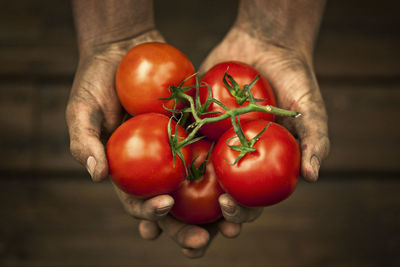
[66,25,329,258]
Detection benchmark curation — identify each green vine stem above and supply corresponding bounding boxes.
[175,94,300,150]
[166,72,301,165]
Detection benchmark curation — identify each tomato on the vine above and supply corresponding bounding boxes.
[213,120,300,207]
[199,61,276,140]
[171,140,224,225]
[106,113,191,199]
[116,42,195,116]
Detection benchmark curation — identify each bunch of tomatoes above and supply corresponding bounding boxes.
[106,42,300,225]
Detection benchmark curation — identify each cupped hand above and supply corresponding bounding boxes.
[65,28,176,239]
[199,27,330,182]
[66,30,164,182]
[186,25,331,248]
[66,30,250,258]
[138,194,261,258]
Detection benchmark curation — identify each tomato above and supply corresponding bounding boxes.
[199,61,276,140]
[170,140,224,224]
[212,120,300,207]
[116,42,195,116]
[106,113,191,198]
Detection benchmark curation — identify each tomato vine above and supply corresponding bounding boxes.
[164,72,301,165]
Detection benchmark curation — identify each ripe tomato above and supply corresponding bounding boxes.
[213,120,300,207]
[116,42,195,116]
[106,113,191,198]
[171,140,224,224]
[199,61,276,140]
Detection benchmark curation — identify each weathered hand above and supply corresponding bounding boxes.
[195,1,329,250]
[65,30,246,259]
[199,26,330,182]
[66,30,179,252]
[66,31,164,182]
[67,0,257,259]
[137,194,260,259]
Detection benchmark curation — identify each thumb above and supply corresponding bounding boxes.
[293,100,330,182]
[66,101,108,182]
[259,63,330,182]
[299,126,330,182]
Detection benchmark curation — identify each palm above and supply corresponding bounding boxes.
[72,49,125,134]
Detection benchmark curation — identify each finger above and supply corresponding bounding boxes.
[157,216,212,258]
[181,248,207,259]
[113,185,174,221]
[291,89,330,182]
[297,113,330,182]
[260,61,330,182]
[66,100,108,182]
[138,220,162,240]
[181,223,219,258]
[219,194,263,224]
[217,220,241,238]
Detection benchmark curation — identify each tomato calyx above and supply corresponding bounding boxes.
[223,70,265,105]
[227,116,272,165]
[162,72,301,168]
[158,73,197,114]
[187,143,214,182]
[166,75,300,151]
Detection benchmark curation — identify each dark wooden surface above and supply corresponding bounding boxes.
[1,177,399,267]
[1,0,400,266]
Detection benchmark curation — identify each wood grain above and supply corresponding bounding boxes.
[0,177,399,266]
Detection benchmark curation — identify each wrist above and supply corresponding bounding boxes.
[234,0,325,58]
[78,29,165,60]
[73,0,160,56]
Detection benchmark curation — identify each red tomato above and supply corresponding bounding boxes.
[116,42,195,116]
[199,61,276,140]
[171,140,224,224]
[213,120,300,207]
[106,113,191,198]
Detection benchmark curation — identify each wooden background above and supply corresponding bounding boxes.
[0,0,399,266]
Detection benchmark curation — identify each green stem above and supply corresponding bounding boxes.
[179,111,189,127]
[175,102,300,149]
[203,103,300,124]
[231,115,248,146]
[167,73,301,168]
[179,92,202,123]
[176,121,204,150]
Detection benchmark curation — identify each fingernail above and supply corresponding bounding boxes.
[310,155,320,181]
[155,198,173,216]
[86,156,96,180]
[155,206,172,216]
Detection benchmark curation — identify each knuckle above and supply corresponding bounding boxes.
[123,203,141,220]
[223,212,243,224]
[69,140,84,164]
[123,198,145,220]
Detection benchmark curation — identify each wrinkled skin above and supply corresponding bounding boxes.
[66,29,259,259]
[67,0,329,259]
[199,28,330,183]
